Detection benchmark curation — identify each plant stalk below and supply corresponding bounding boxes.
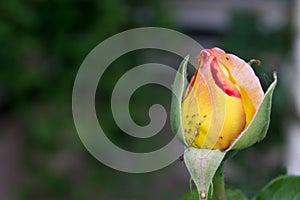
[212,163,227,200]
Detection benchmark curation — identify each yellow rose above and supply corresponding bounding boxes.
[182,47,264,150]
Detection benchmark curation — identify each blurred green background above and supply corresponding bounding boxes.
[0,0,294,199]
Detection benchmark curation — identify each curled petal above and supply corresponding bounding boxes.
[210,58,241,98]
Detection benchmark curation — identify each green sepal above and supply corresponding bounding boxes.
[230,73,278,150]
[170,55,189,146]
[184,148,226,200]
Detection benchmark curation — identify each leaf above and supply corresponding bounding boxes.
[170,55,189,145]
[181,190,200,200]
[226,188,248,200]
[181,188,247,200]
[230,73,277,150]
[255,175,300,200]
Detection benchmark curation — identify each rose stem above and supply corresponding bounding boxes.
[213,163,227,200]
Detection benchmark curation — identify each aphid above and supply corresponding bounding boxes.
[194,129,199,137]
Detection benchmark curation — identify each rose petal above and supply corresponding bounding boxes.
[182,50,246,150]
[210,47,264,109]
[210,58,241,98]
[209,47,264,125]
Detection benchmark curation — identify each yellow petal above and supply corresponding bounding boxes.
[182,49,246,150]
[208,47,264,125]
[182,63,212,148]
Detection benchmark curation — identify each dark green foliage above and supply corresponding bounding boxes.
[0,1,175,199]
[255,176,300,200]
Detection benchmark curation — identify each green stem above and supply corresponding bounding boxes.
[212,163,227,200]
